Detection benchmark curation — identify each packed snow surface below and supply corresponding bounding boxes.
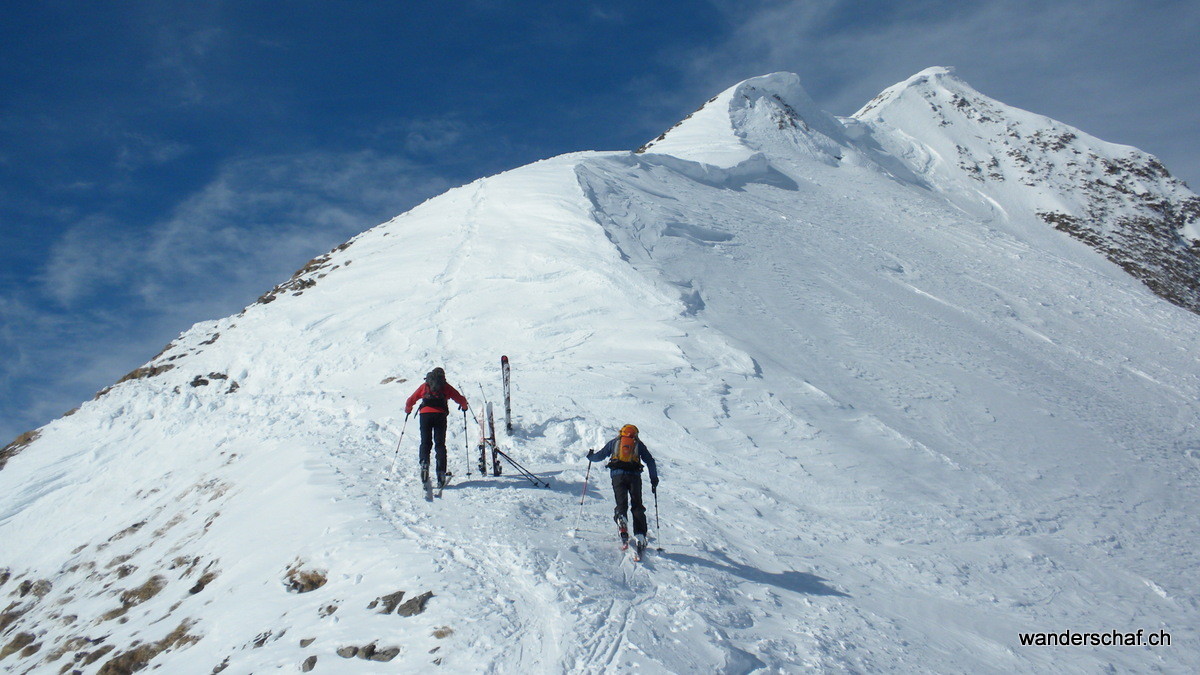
[2,69,1199,673]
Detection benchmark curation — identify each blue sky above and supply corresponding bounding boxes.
[2,0,1198,442]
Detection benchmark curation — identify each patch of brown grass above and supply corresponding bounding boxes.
[108,521,147,542]
[188,571,217,595]
[101,576,167,623]
[0,631,35,660]
[96,619,199,675]
[284,564,327,594]
[119,576,166,607]
[1,430,40,470]
[13,578,52,599]
[0,600,32,634]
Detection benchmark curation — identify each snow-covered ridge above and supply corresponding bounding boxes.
[2,70,1200,673]
[636,72,847,168]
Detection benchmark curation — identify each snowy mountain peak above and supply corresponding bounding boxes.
[854,67,1200,313]
[853,65,964,117]
[636,72,846,168]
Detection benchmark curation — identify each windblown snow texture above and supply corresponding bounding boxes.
[2,69,1198,673]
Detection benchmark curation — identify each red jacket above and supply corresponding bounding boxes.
[405,382,469,415]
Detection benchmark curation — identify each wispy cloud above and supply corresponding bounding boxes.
[46,150,452,309]
[115,133,191,171]
[589,7,626,23]
[42,215,136,306]
[403,119,469,156]
[145,11,227,106]
[5,149,454,442]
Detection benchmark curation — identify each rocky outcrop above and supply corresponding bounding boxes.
[0,430,40,471]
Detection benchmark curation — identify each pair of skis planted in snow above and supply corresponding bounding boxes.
[476,356,509,476]
[476,354,522,478]
[473,400,548,488]
[476,401,502,477]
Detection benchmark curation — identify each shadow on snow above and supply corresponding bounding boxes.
[659,550,850,598]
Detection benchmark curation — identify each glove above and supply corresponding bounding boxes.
[459,405,467,411]
[651,480,659,493]
[404,407,412,415]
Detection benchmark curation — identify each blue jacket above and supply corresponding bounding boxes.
[587,437,659,485]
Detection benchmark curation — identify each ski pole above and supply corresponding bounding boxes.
[579,458,592,508]
[463,409,471,478]
[388,413,411,474]
[654,486,660,532]
[571,457,592,536]
[493,446,548,487]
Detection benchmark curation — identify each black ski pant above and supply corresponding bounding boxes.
[611,472,648,537]
[418,412,448,477]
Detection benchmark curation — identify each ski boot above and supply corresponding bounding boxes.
[420,462,430,486]
[634,534,647,560]
[616,516,629,550]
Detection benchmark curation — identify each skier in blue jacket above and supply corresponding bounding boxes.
[587,424,659,551]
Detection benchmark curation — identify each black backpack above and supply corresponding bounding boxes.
[423,369,447,410]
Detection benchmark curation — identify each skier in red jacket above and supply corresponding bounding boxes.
[405,367,469,488]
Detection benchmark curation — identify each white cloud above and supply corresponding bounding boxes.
[41,216,136,306]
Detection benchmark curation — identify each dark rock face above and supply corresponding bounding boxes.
[255,241,354,306]
[396,591,434,617]
[889,77,1200,316]
[1040,198,1200,315]
[368,590,407,614]
[336,643,400,662]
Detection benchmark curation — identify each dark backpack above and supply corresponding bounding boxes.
[423,369,448,410]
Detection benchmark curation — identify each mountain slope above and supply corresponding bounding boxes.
[3,71,1199,673]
